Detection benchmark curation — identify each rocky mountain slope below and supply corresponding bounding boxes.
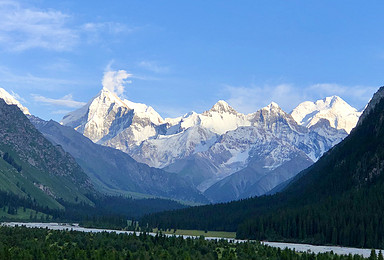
[200,103,344,202]
[31,117,207,203]
[142,86,384,249]
[62,88,360,202]
[0,98,94,209]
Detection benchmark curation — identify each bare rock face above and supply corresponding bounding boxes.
[357,86,384,126]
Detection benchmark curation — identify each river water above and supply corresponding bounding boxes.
[1,222,380,258]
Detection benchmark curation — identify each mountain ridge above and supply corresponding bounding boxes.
[31,116,208,204]
[141,86,384,249]
[1,87,361,203]
[61,87,359,201]
[0,98,94,209]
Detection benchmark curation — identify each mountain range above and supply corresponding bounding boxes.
[0,89,192,220]
[61,87,361,202]
[30,116,207,204]
[0,86,363,204]
[0,83,381,248]
[142,86,384,249]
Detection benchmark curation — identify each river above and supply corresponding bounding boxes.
[1,222,380,258]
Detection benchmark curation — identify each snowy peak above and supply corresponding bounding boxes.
[123,99,164,125]
[325,95,342,106]
[61,87,126,127]
[261,102,282,112]
[250,101,291,123]
[99,87,127,107]
[61,87,164,143]
[205,100,238,115]
[291,96,361,134]
[0,88,30,115]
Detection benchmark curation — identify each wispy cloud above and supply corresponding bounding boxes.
[82,22,136,44]
[8,90,27,104]
[0,1,137,52]
[32,94,86,108]
[0,1,78,51]
[102,69,133,96]
[224,83,377,114]
[138,61,170,74]
[307,83,377,103]
[82,22,134,34]
[0,66,85,91]
[41,58,73,72]
[51,109,72,115]
[225,84,304,114]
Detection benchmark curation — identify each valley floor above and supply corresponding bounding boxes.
[1,222,380,258]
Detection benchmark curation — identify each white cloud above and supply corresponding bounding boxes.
[9,90,27,104]
[0,1,137,52]
[138,61,170,74]
[225,84,305,114]
[102,70,133,96]
[82,22,132,34]
[32,94,86,108]
[307,83,377,105]
[224,83,377,114]
[0,1,78,51]
[0,66,82,91]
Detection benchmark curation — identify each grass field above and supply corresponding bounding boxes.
[152,228,236,239]
[0,206,51,221]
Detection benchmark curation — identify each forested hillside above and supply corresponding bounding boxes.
[0,99,187,223]
[0,226,374,259]
[0,99,94,209]
[142,87,384,248]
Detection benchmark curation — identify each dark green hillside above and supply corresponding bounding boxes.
[0,99,94,209]
[0,99,188,223]
[142,87,384,248]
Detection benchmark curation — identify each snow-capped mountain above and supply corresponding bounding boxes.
[291,96,362,134]
[62,88,361,201]
[131,101,252,168]
[0,88,30,115]
[0,85,363,203]
[62,87,165,149]
[166,102,347,198]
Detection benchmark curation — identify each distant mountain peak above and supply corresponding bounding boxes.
[0,88,30,115]
[207,100,238,114]
[62,86,165,144]
[263,102,281,111]
[96,87,128,108]
[321,95,348,108]
[291,96,361,134]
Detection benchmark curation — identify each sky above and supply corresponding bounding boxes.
[0,0,383,121]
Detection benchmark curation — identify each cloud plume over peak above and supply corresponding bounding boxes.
[102,70,132,96]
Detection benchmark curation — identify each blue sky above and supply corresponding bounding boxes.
[0,0,383,121]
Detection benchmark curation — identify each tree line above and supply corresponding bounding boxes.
[141,93,384,249]
[0,226,377,260]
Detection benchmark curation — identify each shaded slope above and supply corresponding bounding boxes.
[204,151,313,202]
[30,117,208,203]
[0,99,94,209]
[142,87,384,248]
